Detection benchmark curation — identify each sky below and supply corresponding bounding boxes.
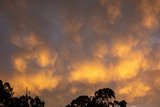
[0,0,160,107]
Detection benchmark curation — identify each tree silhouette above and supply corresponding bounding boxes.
[92,88,116,107]
[0,79,45,107]
[66,96,92,107]
[66,88,127,107]
[0,80,13,106]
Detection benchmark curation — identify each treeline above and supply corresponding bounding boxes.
[66,88,127,107]
[0,79,127,107]
[0,79,45,107]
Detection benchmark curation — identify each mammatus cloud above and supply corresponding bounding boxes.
[69,61,109,84]
[10,33,60,94]
[69,40,147,84]
[141,0,160,30]
[0,0,160,107]
[117,81,150,102]
[100,0,121,24]
[11,70,59,95]
[12,56,27,73]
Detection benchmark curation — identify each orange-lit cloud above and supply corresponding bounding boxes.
[112,40,133,57]
[108,39,148,81]
[117,81,150,102]
[69,39,148,83]
[11,33,40,51]
[154,77,160,90]
[112,52,144,80]
[11,32,57,68]
[12,56,27,73]
[1,1,160,107]
[142,15,157,29]
[93,42,108,58]
[10,33,59,94]
[69,61,110,84]
[35,49,53,67]
[70,87,79,94]
[141,0,160,30]
[11,70,59,95]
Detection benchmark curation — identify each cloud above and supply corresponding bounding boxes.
[117,81,150,102]
[99,0,121,24]
[0,0,160,107]
[111,42,145,80]
[9,32,60,94]
[11,70,60,95]
[69,61,110,84]
[12,56,27,73]
[141,0,160,30]
[11,33,40,51]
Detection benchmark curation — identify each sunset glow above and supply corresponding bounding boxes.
[0,0,160,107]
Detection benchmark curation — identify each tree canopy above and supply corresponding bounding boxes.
[66,88,127,107]
[0,79,45,107]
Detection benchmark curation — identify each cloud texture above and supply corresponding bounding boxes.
[0,0,160,107]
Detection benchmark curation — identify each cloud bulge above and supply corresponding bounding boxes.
[0,0,160,107]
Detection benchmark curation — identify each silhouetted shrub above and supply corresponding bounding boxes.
[0,79,45,107]
[66,88,127,107]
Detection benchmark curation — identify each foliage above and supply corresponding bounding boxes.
[66,88,127,107]
[0,79,45,107]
